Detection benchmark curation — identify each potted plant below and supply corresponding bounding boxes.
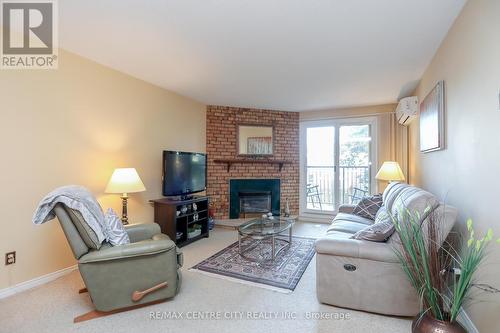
[392,208,500,333]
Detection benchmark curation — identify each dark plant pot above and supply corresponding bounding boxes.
[412,313,467,333]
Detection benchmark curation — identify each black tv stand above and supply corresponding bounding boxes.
[150,196,210,247]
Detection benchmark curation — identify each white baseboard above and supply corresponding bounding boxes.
[458,307,478,333]
[0,265,78,300]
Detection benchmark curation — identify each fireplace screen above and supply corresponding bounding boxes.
[239,191,272,217]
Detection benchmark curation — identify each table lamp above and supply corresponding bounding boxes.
[375,161,405,182]
[105,168,146,224]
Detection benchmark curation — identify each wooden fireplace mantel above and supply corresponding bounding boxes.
[213,159,291,172]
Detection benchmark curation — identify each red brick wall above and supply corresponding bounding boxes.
[206,105,300,219]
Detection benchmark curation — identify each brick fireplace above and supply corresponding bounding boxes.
[206,105,299,219]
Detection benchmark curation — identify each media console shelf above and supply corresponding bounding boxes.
[150,196,209,247]
[213,159,291,172]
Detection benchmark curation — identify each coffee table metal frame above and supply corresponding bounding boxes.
[237,217,294,262]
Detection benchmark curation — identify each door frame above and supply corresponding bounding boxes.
[299,117,378,221]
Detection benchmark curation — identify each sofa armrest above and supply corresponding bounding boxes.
[338,204,356,214]
[124,223,161,243]
[79,237,176,263]
[315,234,398,263]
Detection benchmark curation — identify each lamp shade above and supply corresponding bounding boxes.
[375,161,405,182]
[105,168,146,194]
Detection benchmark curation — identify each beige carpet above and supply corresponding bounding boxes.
[0,222,411,333]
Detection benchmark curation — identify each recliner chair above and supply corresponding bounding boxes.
[52,203,182,323]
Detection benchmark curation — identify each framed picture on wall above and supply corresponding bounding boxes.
[247,136,273,154]
[420,80,445,153]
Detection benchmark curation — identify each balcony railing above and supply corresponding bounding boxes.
[306,166,370,210]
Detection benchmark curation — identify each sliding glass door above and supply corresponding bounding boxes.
[339,124,372,205]
[300,118,376,215]
[306,126,336,211]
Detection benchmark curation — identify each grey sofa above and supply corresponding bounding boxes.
[53,203,182,322]
[315,182,457,316]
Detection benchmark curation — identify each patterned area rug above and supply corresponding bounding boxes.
[191,236,316,292]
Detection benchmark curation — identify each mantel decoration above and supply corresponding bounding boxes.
[392,208,500,333]
[237,124,274,156]
[420,80,445,153]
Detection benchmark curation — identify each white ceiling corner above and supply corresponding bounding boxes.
[59,0,466,111]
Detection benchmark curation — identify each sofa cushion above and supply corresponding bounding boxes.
[318,230,354,241]
[328,221,368,234]
[382,182,439,223]
[333,212,374,226]
[315,231,399,262]
[382,182,408,212]
[352,194,383,220]
[351,206,395,242]
[390,186,439,222]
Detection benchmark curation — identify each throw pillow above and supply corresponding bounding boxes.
[103,208,130,246]
[351,206,395,242]
[352,194,383,220]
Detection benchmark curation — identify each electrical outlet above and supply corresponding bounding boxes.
[5,251,16,265]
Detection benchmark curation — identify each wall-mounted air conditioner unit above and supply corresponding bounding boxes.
[396,96,419,126]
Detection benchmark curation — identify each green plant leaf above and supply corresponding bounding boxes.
[485,228,494,242]
[496,238,500,244]
[466,219,473,232]
[468,238,474,247]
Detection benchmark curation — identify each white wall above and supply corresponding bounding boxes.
[0,49,206,291]
[409,0,500,331]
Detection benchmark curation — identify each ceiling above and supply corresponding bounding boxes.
[59,0,466,111]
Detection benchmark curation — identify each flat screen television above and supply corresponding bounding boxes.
[162,150,207,198]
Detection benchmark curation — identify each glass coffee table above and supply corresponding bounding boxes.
[237,216,295,262]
